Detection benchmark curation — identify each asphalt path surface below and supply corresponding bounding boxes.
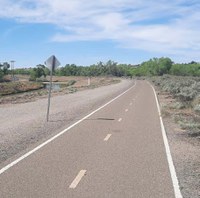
[0,81,180,197]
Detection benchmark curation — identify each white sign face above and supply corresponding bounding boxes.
[45,55,60,71]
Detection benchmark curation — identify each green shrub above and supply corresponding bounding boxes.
[153,76,200,104]
[177,87,197,102]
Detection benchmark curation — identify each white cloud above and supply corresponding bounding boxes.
[0,0,200,60]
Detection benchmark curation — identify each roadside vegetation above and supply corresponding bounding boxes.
[151,75,200,137]
[130,58,200,77]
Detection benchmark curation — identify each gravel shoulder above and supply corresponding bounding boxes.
[157,90,200,198]
[163,117,200,198]
[0,79,133,167]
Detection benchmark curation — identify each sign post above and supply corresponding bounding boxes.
[45,55,60,122]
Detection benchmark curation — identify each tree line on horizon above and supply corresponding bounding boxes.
[132,58,200,77]
[1,57,200,81]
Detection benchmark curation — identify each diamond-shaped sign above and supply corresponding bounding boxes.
[45,55,60,71]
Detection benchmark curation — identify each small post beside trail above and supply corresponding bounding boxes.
[87,76,91,86]
[45,55,60,122]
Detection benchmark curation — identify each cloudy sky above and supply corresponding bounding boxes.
[0,0,200,67]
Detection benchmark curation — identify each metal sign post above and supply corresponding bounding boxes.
[46,67,53,122]
[45,55,60,122]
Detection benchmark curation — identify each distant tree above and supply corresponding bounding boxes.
[0,69,4,81]
[37,64,50,77]
[189,61,197,64]
[158,57,173,75]
[2,62,10,75]
[29,65,46,81]
[0,62,10,81]
[170,63,200,76]
[103,60,118,76]
[131,57,173,76]
[15,68,32,75]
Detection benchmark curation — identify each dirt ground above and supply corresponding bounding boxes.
[156,89,200,198]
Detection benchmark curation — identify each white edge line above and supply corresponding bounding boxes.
[104,134,112,141]
[148,82,183,198]
[0,81,136,175]
[69,170,87,189]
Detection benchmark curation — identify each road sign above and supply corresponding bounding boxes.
[45,55,60,71]
[45,55,61,122]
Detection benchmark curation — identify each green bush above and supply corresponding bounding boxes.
[152,75,200,104]
[177,87,197,102]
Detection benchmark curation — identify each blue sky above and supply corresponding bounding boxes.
[0,0,200,68]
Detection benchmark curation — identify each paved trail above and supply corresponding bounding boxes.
[0,81,182,198]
